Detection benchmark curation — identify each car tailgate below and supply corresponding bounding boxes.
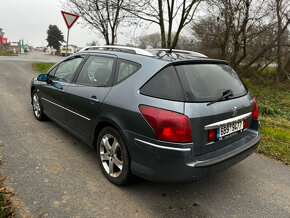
[184,94,254,156]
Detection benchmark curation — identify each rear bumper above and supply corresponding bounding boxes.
[122,130,260,183]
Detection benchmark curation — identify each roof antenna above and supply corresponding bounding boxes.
[166,47,173,53]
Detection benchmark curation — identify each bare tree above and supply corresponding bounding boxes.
[208,0,268,68]
[271,0,290,82]
[244,0,289,76]
[276,0,283,82]
[87,40,99,46]
[136,33,161,49]
[64,0,127,45]
[192,16,227,58]
[192,0,290,78]
[125,0,202,49]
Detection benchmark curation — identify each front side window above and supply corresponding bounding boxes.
[76,56,115,86]
[53,57,83,83]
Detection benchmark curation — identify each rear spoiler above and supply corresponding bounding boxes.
[172,59,229,66]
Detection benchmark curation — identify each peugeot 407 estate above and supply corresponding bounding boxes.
[30,46,260,185]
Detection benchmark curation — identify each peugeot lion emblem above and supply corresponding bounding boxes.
[232,107,238,117]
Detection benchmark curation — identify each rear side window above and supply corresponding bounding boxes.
[117,60,140,83]
[140,66,184,101]
[175,64,247,102]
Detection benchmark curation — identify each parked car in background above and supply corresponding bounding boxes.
[30,46,260,185]
[24,46,30,52]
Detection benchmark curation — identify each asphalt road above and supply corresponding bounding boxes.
[0,52,289,217]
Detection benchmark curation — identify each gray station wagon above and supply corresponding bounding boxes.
[30,46,260,185]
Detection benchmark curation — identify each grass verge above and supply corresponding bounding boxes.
[32,63,55,74]
[243,79,290,165]
[257,116,290,165]
[0,51,17,56]
[244,79,290,119]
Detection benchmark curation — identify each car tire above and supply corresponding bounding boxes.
[32,90,46,121]
[97,126,130,185]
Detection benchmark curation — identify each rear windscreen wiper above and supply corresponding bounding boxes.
[207,89,233,106]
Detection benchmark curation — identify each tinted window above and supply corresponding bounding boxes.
[175,64,247,102]
[140,66,184,101]
[76,56,114,86]
[53,57,83,83]
[117,60,140,83]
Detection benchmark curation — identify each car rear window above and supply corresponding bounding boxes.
[140,66,184,101]
[175,64,247,102]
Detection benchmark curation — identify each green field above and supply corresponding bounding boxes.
[244,79,290,165]
[31,63,290,165]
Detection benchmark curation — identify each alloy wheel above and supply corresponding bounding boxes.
[99,134,123,177]
[33,93,41,118]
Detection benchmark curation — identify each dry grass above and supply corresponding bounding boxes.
[0,167,15,217]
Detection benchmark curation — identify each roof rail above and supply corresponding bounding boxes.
[148,49,207,58]
[78,45,155,57]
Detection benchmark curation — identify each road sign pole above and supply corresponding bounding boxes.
[65,28,70,57]
[61,11,79,57]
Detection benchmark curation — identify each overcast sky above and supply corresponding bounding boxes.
[0,0,138,47]
[1,0,198,48]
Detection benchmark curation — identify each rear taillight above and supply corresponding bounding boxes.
[139,105,192,143]
[243,119,248,129]
[252,99,258,119]
[208,129,216,142]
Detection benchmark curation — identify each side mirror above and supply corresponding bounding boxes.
[52,82,63,90]
[37,74,48,82]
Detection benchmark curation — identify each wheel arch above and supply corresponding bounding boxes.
[30,86,36,104]
[31,86,36,95]
[92,118,124,149]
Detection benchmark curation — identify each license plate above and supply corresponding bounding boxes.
[217,120,243,138]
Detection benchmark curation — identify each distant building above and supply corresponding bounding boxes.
[46,46,56,55]
[10,42,19,47]
[60,45,79,56]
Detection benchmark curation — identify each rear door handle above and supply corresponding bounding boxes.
[89,95,99,104]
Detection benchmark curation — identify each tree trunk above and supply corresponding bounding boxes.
[105,32,110,45]
[158,0,166,48]
[111,30,115,45]
[221,31,230,60]
[166,0,174,48]
[221,0,231,60]
[275,0,282,83]
[170,28,183,49]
